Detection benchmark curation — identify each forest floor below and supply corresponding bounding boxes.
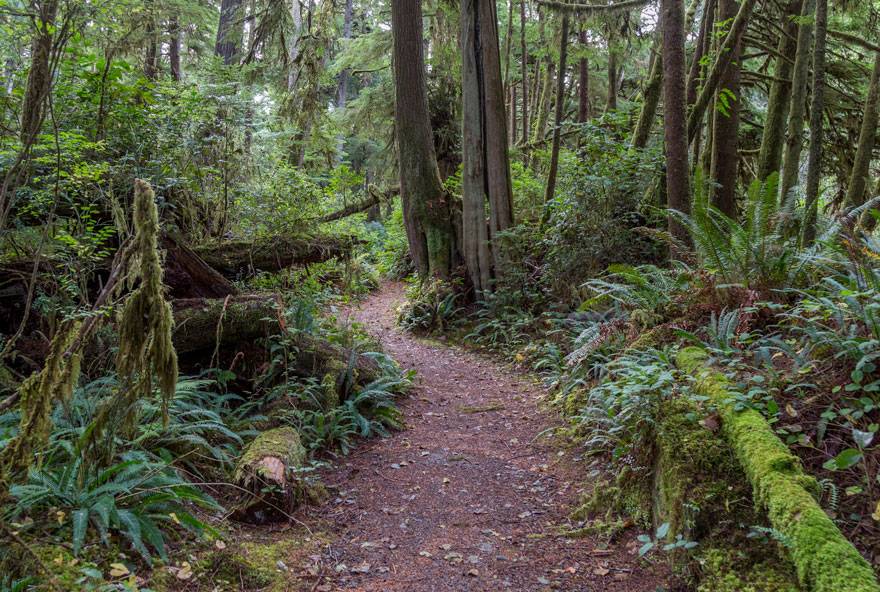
[282,282,670,591]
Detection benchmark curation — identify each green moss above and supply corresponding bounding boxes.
[572,466,653,528]
[697,547,802,592]
[677,347,880,592]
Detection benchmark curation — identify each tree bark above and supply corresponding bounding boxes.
[605,44,618,112]
[337,0,353,109]
[192,236,352,278]
[520,0,530,143]
[845,50,880,208]
[631,37,662,148]
[708,0,741,218]
[20,0,58,145]
[756,0,801,180]
[169,17,182,81]
[215,0,244,65]
[543,14,569,211]
[801,0,827,245]
[391,0,454,278]
[685,0,715,107]
[662,0,691,244]
[144,19,159,80]
[162,234,238,299]
[779,0,815,202]
[578,28,591,122]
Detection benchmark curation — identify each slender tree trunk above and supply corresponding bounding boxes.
[169,17,182,81]
[216,0,244,65]
[520,0,529,143]
[709,0,741,218]
[511,84,518,145]
[533,62,555,143]
[606,44,618,112]
[756,0,801,180]
[543,15,569,213]
[845,50,880,208]
[288,0,303,91]
[662,0,690,244]
[685,0,715,106]
[20,0,59,144]
[801,0,827,245]
[337,0,353,109]
[578,28,591,122]
[392,0,454,278]
[780,0,815,201]
[503,0,514,88]
[144,19,159,80]
[686,0,757,143]
[631,36,662,148]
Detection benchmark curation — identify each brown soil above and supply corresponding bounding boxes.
[297,283,670,591]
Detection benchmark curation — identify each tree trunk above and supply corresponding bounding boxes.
[543,14,569,212]
[162,234,238,299]
[169,17,182,81]
[662,0,691,244]
[708,0,741,218]
[845,50,880,208]
[288,0,303,91]
[520,0,530,143]
[392,0,455,278]
[606,45,618,112]
[685,0,757,143]
[578,28,591,122]
[511,84,518,145]
[801,0,827,245]
[685,0,715,107]
[779,0,815,202]
[503,0,515,88]
[533,62,555,143]
[337,0,353,109]
[631,37,662,148]
[215,0,244,65]
[756,0,801,180]
[20,0,59,145]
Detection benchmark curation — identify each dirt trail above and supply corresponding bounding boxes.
[303,283,668,591]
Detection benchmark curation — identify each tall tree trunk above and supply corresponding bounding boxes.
[461,0,514,296]
[801,0,827,245]
[169,17,182,81]
[708,0,741,218]
[215,0,244,65]
[337,0,353,109]
[543,14,569,214]
[685,0,757,143]
[520,0,529,143]
[756,0,801,180]
[392,0,454,278]
[631,36,662,148]
[288,0,303,91]
[144,19,159,80]
[511,84,518,144]
[845,49,880,208]
[533,62,555,143]
[503,0,514,88]
[685,0,715,106]
[578,28,591,122]
[662,0,690,244]
[779,0,815,202]
[20,0,59,145]
[605,45,618,112]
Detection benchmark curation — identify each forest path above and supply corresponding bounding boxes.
[302,282,668,591]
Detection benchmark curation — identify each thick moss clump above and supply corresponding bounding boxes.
[697,547,802,592]
[677,347,880,592]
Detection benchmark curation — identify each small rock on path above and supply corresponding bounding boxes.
[300,282,668,591]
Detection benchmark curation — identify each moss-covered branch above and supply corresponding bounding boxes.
[192,235,354,278]
[537,0,651,15]
[676,347,880,592]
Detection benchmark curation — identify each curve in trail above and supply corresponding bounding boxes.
[303,283,668,591]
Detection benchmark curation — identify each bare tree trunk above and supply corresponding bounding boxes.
[801,0,827,245]
[520,0,529,142]
[605,44,618,112]
[288,0,303,91]
[685,0,715,107]
[543,14,569,213]
[578,28,591,122]
[503,0,515,88]
[708,0,741,218]
[662,0,690,244]
[845,49,880,208]
[392,0,454,278]
[780,0,815,201]
[461,0,514,296]
[144,19,159,80]
[511,84,518,145]
[631,36,662,148]
[215,0,244,65]
[337,0,353,109]
[169,17,182,81]
[756,0,801,180]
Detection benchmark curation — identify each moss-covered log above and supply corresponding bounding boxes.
[677,347,880,592]
[192,235,353,278]
[161,233,238,299]
[171,296,380,383]
[232,427,309,522]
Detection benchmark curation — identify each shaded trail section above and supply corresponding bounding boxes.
[302,283,667,591]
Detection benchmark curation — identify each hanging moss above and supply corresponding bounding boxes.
[116,179,178,420]
[677,347,880,592]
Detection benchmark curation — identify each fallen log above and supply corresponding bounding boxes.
[231,427,323,522]
[317,185,399,224]
[192,235,353,279]
[161,233,238,299]
[171,296,380,383]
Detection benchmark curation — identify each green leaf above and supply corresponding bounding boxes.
[72,508,89,555]
[823,448,863,471]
